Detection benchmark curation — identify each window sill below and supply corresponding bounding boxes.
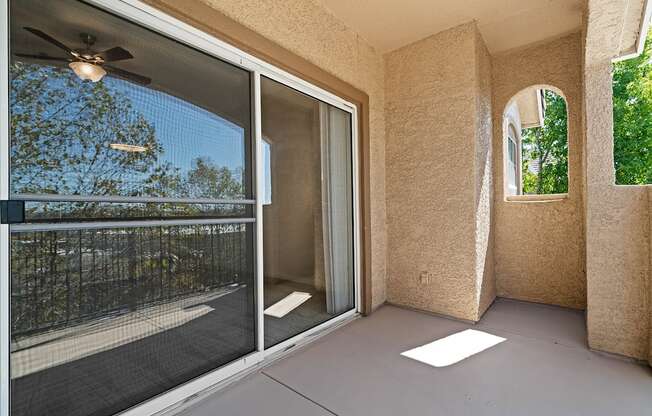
[613,184,652,188]
[505,193,568,203]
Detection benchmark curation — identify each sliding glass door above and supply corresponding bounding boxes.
[7,1,255,415]
[260,78,355,347]
[1,1,358,415]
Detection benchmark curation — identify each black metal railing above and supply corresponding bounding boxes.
[10,223,252,337]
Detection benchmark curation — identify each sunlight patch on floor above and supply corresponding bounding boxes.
[401,329,506,367]
[264,292,312,318]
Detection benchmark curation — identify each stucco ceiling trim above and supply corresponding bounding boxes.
[586,0,651,64]
[614,0,652,61]
[317,0,584,54]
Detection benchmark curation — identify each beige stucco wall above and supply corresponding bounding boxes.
[144,0,652,363]
[492,33,587,310]
[385,22,494,322]
[475,31,496,317]
[649,186,652,363]
[150,0,388,309]
[584,62,650,360]
[583,0,651,362]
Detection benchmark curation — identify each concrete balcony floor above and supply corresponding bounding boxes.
[178,298,652,416]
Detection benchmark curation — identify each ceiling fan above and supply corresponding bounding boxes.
[15,27,151,85]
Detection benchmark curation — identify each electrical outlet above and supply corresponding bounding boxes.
[419,271,436,285]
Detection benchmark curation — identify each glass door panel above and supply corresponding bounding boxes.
[260,77,355,348]
[10,223,255,416]
[8,1,255,415]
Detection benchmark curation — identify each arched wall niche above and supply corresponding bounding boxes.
[491,33,586,310]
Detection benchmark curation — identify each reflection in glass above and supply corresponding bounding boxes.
[10,0,251,200]
[8,1,255,415]
[23,201,252,222]
[10,64,249,200]
[261,77,355,347]
[10,224,255,416]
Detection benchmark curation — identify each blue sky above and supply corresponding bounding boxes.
[106,77,246,175]
[109,76,275,201]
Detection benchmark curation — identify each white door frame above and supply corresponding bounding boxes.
[0,1,361,415]
[0,1,11,415]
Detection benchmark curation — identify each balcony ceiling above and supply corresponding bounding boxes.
[318,0,585,54]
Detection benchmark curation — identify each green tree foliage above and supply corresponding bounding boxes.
[10,62,162,196]
[10,62,245,204]
[612,31,652,185]
[187,157,245,199]
[521,90,569,194]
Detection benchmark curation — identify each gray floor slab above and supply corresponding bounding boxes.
[477,297,587,348]
[178,373,333,416]
[184,299,652,416]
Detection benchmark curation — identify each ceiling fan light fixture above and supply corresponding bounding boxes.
[69,61,106,82]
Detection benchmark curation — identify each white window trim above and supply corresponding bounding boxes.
[503,121,523,198]
[506,135,518,195]
[0,1,362,415]
[0,4,8,416]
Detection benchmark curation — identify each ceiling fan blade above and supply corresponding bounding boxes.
[96,46,133,62]
[14,53,70,62]
[23,27,74,55]
[105,65,151,85]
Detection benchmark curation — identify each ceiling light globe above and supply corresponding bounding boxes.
[69,61,106,82]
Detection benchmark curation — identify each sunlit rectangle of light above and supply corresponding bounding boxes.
[264,291,312,318]
[401,329,506,368]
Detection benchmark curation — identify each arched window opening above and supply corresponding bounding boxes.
[503,87,568,196]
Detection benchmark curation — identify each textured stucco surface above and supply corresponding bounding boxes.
[649,186,652,363]
[140,0,652,364]
[584,0,648,64]
[475,32,496,318]
[584,63,650,360]
[492,33,586,310]
[152,0,388,309]
[316,0,584,55]
[385,23,494,321]
[584,0,651,361]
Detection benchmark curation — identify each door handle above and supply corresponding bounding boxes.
[0,200,25,224]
